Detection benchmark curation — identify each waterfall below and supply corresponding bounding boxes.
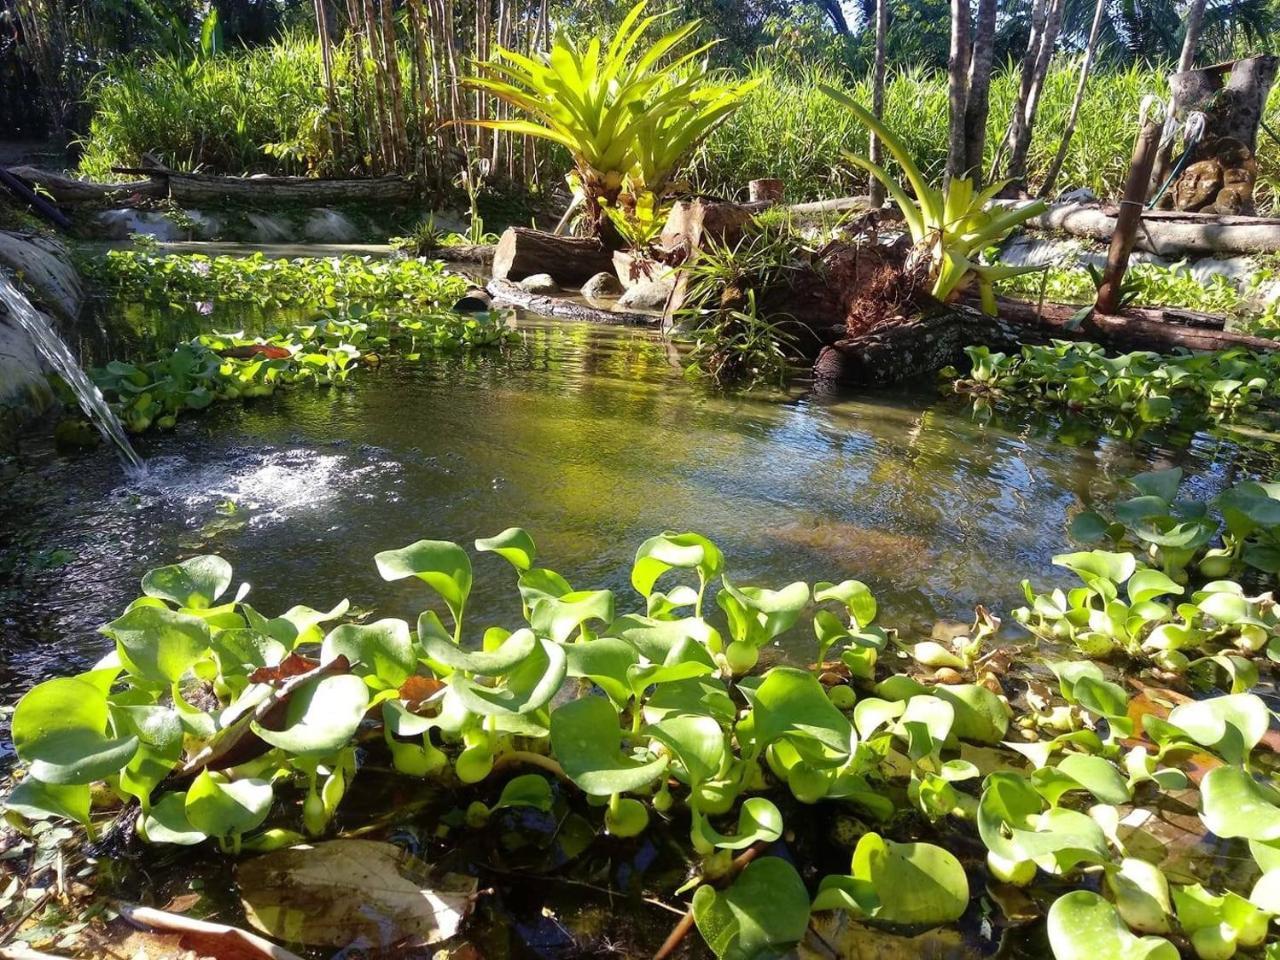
[0,273,145,473]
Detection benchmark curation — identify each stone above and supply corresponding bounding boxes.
[1213,183,1256,216]
[580,271,622,299]
[518,273,560,294]
[0,231,83,321]
[617,280,672,311]
[1172,159,1223,212]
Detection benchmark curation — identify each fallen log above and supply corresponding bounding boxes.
[433,242,494,264]
[813,295,1280,386]
[491,227,615,285]
[1017,200,1280,255]
[167,171,415,206]
[487,278,659,326]
[5,165,166,204]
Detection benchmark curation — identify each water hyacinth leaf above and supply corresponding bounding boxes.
[691,857,810,960]
[631,532,724,598]
[719,579,810,643]
[185,771,273,840]
[815,579,877,627]
[252,674,370,756]
[374,540,473,626]
[113,704,184,804]
[475,527,537,571]
[565,635,639,705]
[1107,858,1173,934]
[1053,754,1132,805]
[694,797,783,851]
[739,667,854,756]
[1250,839,1280,873]
[1047,891,1179,960]
[1127,570,1183,605]
[142,555,233,609]
[422,626,538,675]
[1129,468,1182,503]
[1166,694,1270,765]
[1070,510,1115,544]
[103,605,212,683]
[142,791,207,845]
[4,779,91,826]
[277,600,351,647]
[627,635,718,695]
[848,832,969,926]
[605,614,722,661]
[897,695,955,760]
[530,589,615,643]
[493,774,553,813]
[1054,551,1137,585]
[877,676,1008,744]
[450,638,567,716]
[322,619,415,688]
[643,676,736,724]
[516,567,573,610]
[11,675,139,784]
[1250,870,1280,913]
[854,697,905,739]
[1199,766,1280,841]
[646,713,726,788]
[550,695,666,795]
[811,875,880,914]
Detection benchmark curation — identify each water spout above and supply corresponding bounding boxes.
[0,273,145,473]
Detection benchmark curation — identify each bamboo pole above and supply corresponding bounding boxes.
[1096,115,1163,314]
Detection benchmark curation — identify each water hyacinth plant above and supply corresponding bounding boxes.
[4,521,1279,959]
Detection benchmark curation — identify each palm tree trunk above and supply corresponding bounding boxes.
[946,0,972,183]
[991,0,1048,179]
[869,0,889,206]
[962,0,998,178]
[1179,0,1207,73]
[1039,0,1106,197]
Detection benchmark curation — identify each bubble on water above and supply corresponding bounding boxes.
[115,447,402,524]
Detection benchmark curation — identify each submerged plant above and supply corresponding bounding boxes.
[4,521,1279,959]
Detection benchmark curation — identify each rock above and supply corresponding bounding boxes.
[0,231,83,321]
[581,271,622,299]
[1213,183,1256,216]
[518,273,560,294]
[95,209,186,242]
[617,280,672,311]
[302,208,359,243]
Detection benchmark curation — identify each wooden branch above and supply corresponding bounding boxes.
[1016,200,1280,255]
[6,166,166,204]
[490,227,614,285]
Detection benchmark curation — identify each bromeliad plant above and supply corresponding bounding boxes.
[5,527,1279,960]
[464,0,758,242]
[818,86,1047,314]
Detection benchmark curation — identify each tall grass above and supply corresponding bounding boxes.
[692,58,1280,210]
[78,32,410,179]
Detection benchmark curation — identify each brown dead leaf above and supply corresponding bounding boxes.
[248,654,320,686]
[237,839,477,949]
[399,675,446,709]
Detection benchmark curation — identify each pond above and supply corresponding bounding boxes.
[5,305,1268,704]
[2,288,1278,959]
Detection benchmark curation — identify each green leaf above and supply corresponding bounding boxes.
[550,696,666,796]
[1047,891,1179,960]
[251,674,370,756]
[1199,766,1280,841]
[475,527,537,571]
[530,589,615,642]
[1049,754,1131,805]
[718,578,810,648]
[185,771,272,840]
[646,713,725,789]
[1054,551,1137,585]
[374,539,473,627]
[1129,468,1182,503]
[848,832,969,926]
[692,857,810,960]
[450,637,567,716]
[1167,694,1270,766]
[811,874,880,914]
[493,774,554,813]
[814,579,877,627]
[692,797,783,851]
[113,704,184,805]
[4,779,91,826]
[631,531,723,598]
[142,791,207,845]
[322,619,415,688]
[605,614,722,661]
[12,676,139,784]
[739,667,853,758]
[142,555,233,609]
[1127,570,1183,605]
[103,605,212,683]
[422,625,539,675]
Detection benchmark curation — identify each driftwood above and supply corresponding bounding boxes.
[433,242,494,264]
[167,171,415,206]
[487,278,658,325]
[1018,200,1280,255]
[5,165,166,204]
[491,227,614,285]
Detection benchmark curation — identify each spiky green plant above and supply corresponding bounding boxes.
[464,0,757,233]
[819,85,1047,314]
